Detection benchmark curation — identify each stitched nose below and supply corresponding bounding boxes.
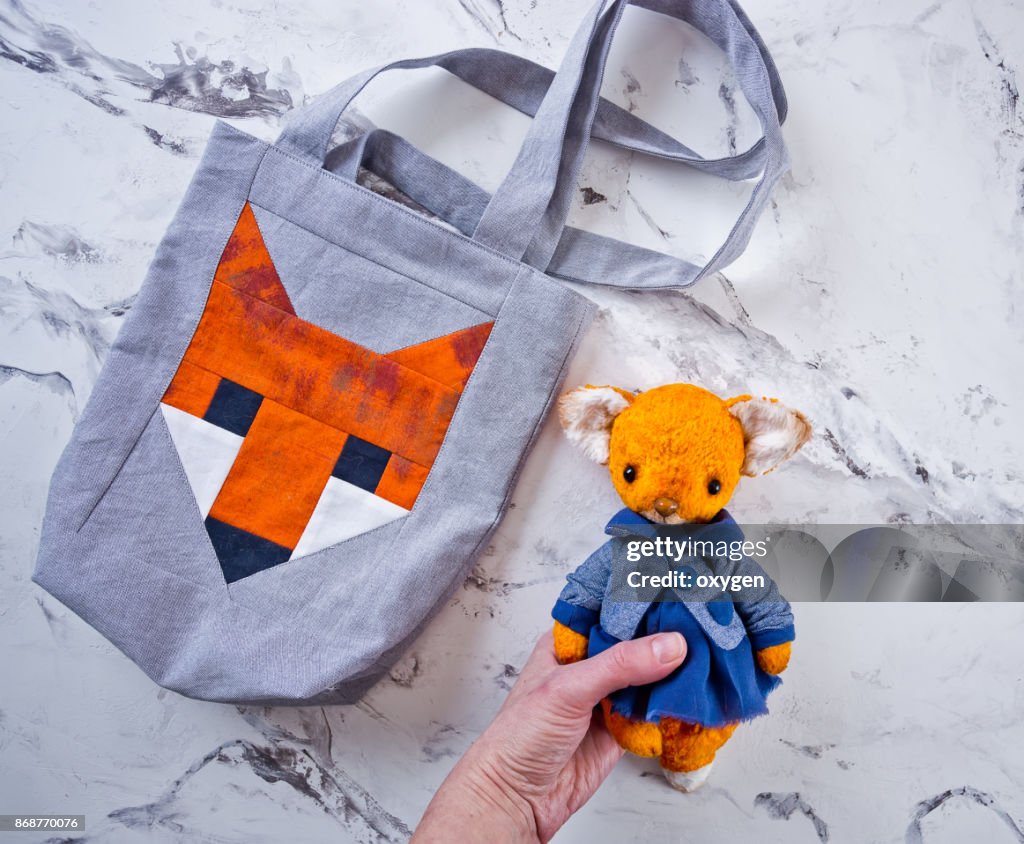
[653,497,678,517]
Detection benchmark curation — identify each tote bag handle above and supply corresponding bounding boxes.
[275,0,788,289]
[281,47,780,179]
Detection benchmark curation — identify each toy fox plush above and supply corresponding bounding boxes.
[551,383,811,792]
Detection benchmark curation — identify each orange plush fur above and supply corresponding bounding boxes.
[554,383,810,776]
[606,384,747,524]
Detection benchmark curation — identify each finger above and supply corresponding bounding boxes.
[501,631,560,705]
[519,631,558,682]
[524,630,557,671]
[556,633,686,716]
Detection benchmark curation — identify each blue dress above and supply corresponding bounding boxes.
[552,509,795,728]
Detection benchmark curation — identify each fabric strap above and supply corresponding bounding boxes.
[326,128,705,290]
[274,0,789,290]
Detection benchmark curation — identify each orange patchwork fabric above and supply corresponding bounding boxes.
[387,322,493,390]
[375,455,432,510]
[210,400,346,549]
[214,202,295,313]
[159,201,493,583]
[182,280,461,468]
[163,360,221,419]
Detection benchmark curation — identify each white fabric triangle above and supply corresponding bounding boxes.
[291,476,408,560]
[160,403,244,517]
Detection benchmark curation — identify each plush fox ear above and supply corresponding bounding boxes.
[728,396,812,476]
[558,385,634,464]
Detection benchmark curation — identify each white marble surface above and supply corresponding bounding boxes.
[2,0,1023,841]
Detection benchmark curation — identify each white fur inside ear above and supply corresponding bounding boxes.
[730,398,812,476]
[557,387,631,464]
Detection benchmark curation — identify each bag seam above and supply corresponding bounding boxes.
[259,143,535,271]
[248,200,499,318]
[151,404,233,595]
[396,262,524,521]
[74,404,158,534]
[432,292,593,605]
[225,273,519,592]
[226,513,409,596]
[75,137,273,535]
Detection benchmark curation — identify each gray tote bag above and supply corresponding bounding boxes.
[34,0,788,704]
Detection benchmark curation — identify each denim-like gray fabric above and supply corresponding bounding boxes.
[37,124,268,540]
[35,121,592,703]
[402,47,780,179]
[516,0,789,273]
[327,129,711,290]
[34,0,787,704]
[557,538,794,650]
[250,203,490,352]
[280,0,788,284]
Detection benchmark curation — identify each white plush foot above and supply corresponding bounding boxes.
[662,761,714,792]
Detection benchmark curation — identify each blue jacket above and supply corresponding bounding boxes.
[552,509,796,726]
[553,509,795,653]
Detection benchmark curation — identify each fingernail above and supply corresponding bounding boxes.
[652,633,685,663]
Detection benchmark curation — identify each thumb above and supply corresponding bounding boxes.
[555,633,687,717]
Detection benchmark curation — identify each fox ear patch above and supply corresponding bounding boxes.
[558,386,633,464]
[728,397,812,476]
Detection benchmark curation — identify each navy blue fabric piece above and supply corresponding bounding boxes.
[605,506,739,541]
[553,506,797,727]
[559,507,796,645]
[588,601,782,727]
[552,598,599,636]
[204,379,264,436]
[205,517,292,583]
[333,435,391,492]
[707,600,735,625]
[749,624,796,651]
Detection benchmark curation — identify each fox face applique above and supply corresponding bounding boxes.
[160,203,492,583]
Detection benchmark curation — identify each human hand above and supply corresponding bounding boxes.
[412,629,687,843]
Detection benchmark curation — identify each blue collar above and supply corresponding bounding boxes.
[604,507,742,542]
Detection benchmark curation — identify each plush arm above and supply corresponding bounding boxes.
[755,641,792,675]
[550,599,598,664]
[553,621,589,664]
[731,551,795,669]
[549,542,611,664]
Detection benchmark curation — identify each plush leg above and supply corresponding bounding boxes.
[658,719,738,792]
[662,763,715,792]
[599,698,662,758]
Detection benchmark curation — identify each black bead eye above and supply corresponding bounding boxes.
[623,465,636,483]
[707,478,722,495]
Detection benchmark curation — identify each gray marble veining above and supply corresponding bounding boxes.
[1,0,1023,841]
